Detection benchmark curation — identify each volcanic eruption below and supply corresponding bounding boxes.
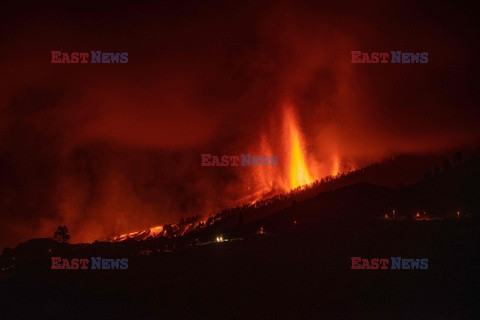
[1,0,479,248]
[283,103,315,189]
[110,100,349,241]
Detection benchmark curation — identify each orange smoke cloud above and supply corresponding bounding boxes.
[0,0,479,248]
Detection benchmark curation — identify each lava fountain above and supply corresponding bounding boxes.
[283,104,314,189]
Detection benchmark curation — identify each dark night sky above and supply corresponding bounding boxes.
[0,0,479,247]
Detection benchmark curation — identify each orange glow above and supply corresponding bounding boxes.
[256,226,265,235]
[284,106,314,189]
[243,103,319,203]
[332,154,340,177]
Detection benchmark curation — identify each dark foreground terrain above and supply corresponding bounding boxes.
[1,217,479,319]
[2,155,480,319]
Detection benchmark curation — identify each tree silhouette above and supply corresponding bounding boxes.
[53,225,70,243]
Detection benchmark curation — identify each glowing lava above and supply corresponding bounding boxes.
[111,225,164,242]
[284,106,314,189]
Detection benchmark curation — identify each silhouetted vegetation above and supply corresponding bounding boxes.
[53,225,70,243]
